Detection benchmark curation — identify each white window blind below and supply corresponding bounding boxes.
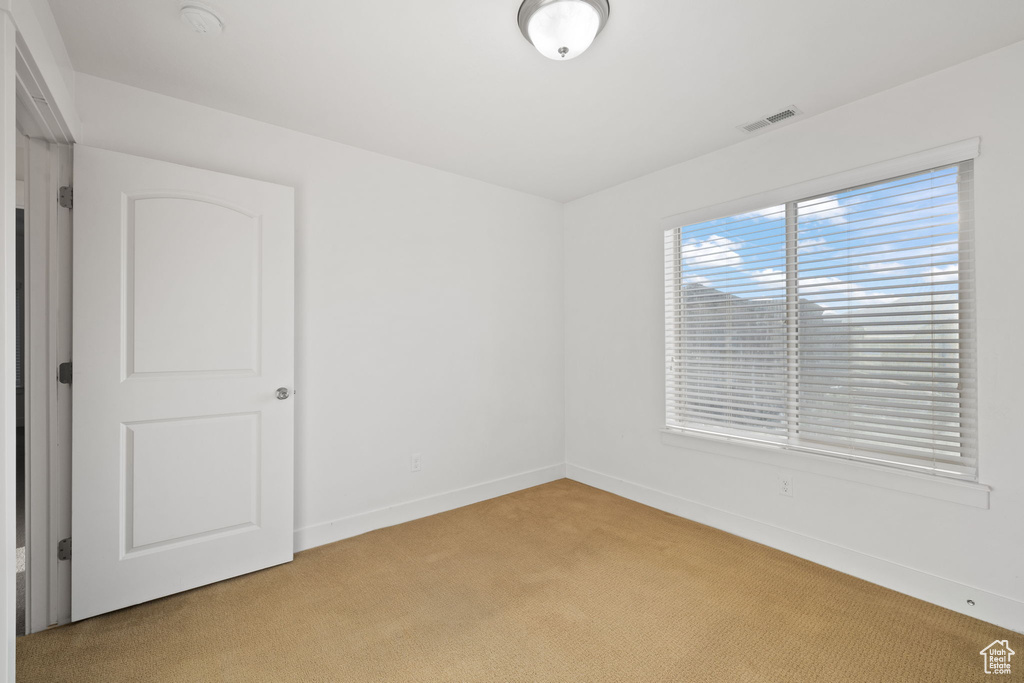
[665,161,976,479]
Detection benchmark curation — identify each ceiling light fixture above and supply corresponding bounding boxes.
[518,0,610,61]
[180,2,224,36]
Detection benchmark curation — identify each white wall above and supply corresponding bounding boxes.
[38,31,1024,648]
[74,74,565,550]
[564,41,1024,630]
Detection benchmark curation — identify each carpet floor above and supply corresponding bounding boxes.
[16,479,1016,682]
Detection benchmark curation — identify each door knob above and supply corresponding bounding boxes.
[276,387,291,400]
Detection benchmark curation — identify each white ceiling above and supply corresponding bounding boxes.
[48,0,1024,202]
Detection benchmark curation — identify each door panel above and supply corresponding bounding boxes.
[126,412,259,551]
[72,145,294,621]
[128,195,261,376]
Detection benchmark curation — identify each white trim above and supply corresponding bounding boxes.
[293,464,566,552]
[22,134,41,637]
[660,430,990,508]
[0,11,17,681]
[8,0,78,143]
[13,32,73,145]
[566,463,1023,634]
[13,132,23,637]
[660,137,980,231]
[23,138,70,633]
[48,141,71,628]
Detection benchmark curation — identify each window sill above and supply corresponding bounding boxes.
[660,429,991,509]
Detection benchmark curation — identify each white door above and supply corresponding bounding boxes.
[71,146,295,621]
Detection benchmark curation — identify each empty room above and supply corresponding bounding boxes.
[0,0,1022,681]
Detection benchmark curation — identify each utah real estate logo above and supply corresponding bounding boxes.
[979,640,1015,675]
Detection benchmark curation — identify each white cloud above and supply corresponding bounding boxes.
[856,261,905,273]
[798,237,827,253]
[680,234,743,268]
[799,275,900,308]
[798,197,848,227]
[752,267,785,284]
[927,264,959,283]
[800,275,857,295]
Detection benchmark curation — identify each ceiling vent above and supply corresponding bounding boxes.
[738,106,803,134]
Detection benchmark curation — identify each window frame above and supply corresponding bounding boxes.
[660,139,989,503]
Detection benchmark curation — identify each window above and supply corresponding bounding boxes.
[665,161,976,479]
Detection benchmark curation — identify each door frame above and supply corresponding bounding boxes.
[7,6,76,637]
[22,136,71,632]
[1,2,79,676]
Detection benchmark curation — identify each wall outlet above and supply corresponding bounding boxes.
[410,454,422,473]
[779,473,794,497]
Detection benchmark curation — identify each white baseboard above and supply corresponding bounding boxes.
[566,463,1024,634]
[294,463,566,553]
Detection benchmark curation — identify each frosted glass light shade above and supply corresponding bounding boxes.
[519,0,610,61]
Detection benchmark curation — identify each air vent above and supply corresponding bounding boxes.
[739,106,803,134]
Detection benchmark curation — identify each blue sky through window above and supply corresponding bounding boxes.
[668,163,973,471]
[677,166,962,313]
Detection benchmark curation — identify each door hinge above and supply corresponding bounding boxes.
[58,185,73,210]
[58,361,72,385]
[57,537,71,561]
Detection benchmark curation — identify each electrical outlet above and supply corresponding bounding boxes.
[779,473,794,497]
[410,454,422,473]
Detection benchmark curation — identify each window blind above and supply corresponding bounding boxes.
[665,161,976,479]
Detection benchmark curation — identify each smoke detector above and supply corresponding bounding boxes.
[180,3,224,36]
[738,106,803,134]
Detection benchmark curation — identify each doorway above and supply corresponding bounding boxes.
[12,129,74,635]
[14,132,27,636]
[15,202,24,636]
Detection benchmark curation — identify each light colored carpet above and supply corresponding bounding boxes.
[16,479,1016,681]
